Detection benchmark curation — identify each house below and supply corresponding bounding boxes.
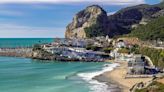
[45,47,67,54]
[72,39,87,47]
[116,40,127,48]
[105,35,112,43]
[127,54,159,75]
[93,42,102,47]
[127,55,146,75]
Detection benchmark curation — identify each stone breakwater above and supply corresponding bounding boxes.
[0,48,32,58]
[0,48,105,62]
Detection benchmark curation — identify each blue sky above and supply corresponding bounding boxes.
[0,0,161,38]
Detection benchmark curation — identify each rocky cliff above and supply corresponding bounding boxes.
[65,5,110,38]
[65,2,164,38]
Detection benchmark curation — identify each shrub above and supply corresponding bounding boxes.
[103,47,113,53]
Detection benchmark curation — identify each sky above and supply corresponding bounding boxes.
[0,0,162,38]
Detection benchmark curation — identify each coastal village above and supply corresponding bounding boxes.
[33,36,164,92]
[22,36,164,91]
[37,36,112,62]
[0,36,164,92]
[0,1,164,92]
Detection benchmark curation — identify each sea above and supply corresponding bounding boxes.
[0,38,118,92]
[0,38,54,48]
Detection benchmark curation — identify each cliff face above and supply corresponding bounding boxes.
[65,5,110,38]
[65,2,164,38]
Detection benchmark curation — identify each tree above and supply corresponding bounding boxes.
[103,47,113,53]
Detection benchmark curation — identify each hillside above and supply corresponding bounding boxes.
[128,16,164,41]
[156,1,164,8]
[65,1,164,39]
[135,81,164,92]
[108,3,164,35]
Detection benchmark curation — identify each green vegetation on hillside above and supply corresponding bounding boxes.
[84,24,106,38]
[156,1,164,8]
[135,81,164,92]
[117,45,164,68]
[86,45,101,51]
[138,47,164,68]
[102,47,113,53]
[128,17,164,41]
[131,46,164,68]
[118,48,130,54]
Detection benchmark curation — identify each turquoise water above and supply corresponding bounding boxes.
[0,56,113,92]
[0,38,53,48]
[0,38,117,92]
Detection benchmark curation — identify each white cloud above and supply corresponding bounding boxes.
[0,0,145,5]
[0,23,65,38]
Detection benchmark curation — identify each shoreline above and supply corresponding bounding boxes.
[0,48,155,92]
[0,48,109,62]
[94,61,153,92]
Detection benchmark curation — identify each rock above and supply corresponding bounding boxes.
[65,5,110,38]
[152,9,164,18]
[65,2,164,38]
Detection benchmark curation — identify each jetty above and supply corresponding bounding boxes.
[0,48,32,58]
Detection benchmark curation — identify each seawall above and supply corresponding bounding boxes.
[0,48,32,58]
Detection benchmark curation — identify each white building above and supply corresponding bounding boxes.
[127,55,145,74]
[71,39,87,47]
[116,41,126,48]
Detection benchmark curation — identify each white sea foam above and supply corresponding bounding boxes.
[77,63,119,92]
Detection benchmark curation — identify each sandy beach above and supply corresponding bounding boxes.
[94,61,153,92]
